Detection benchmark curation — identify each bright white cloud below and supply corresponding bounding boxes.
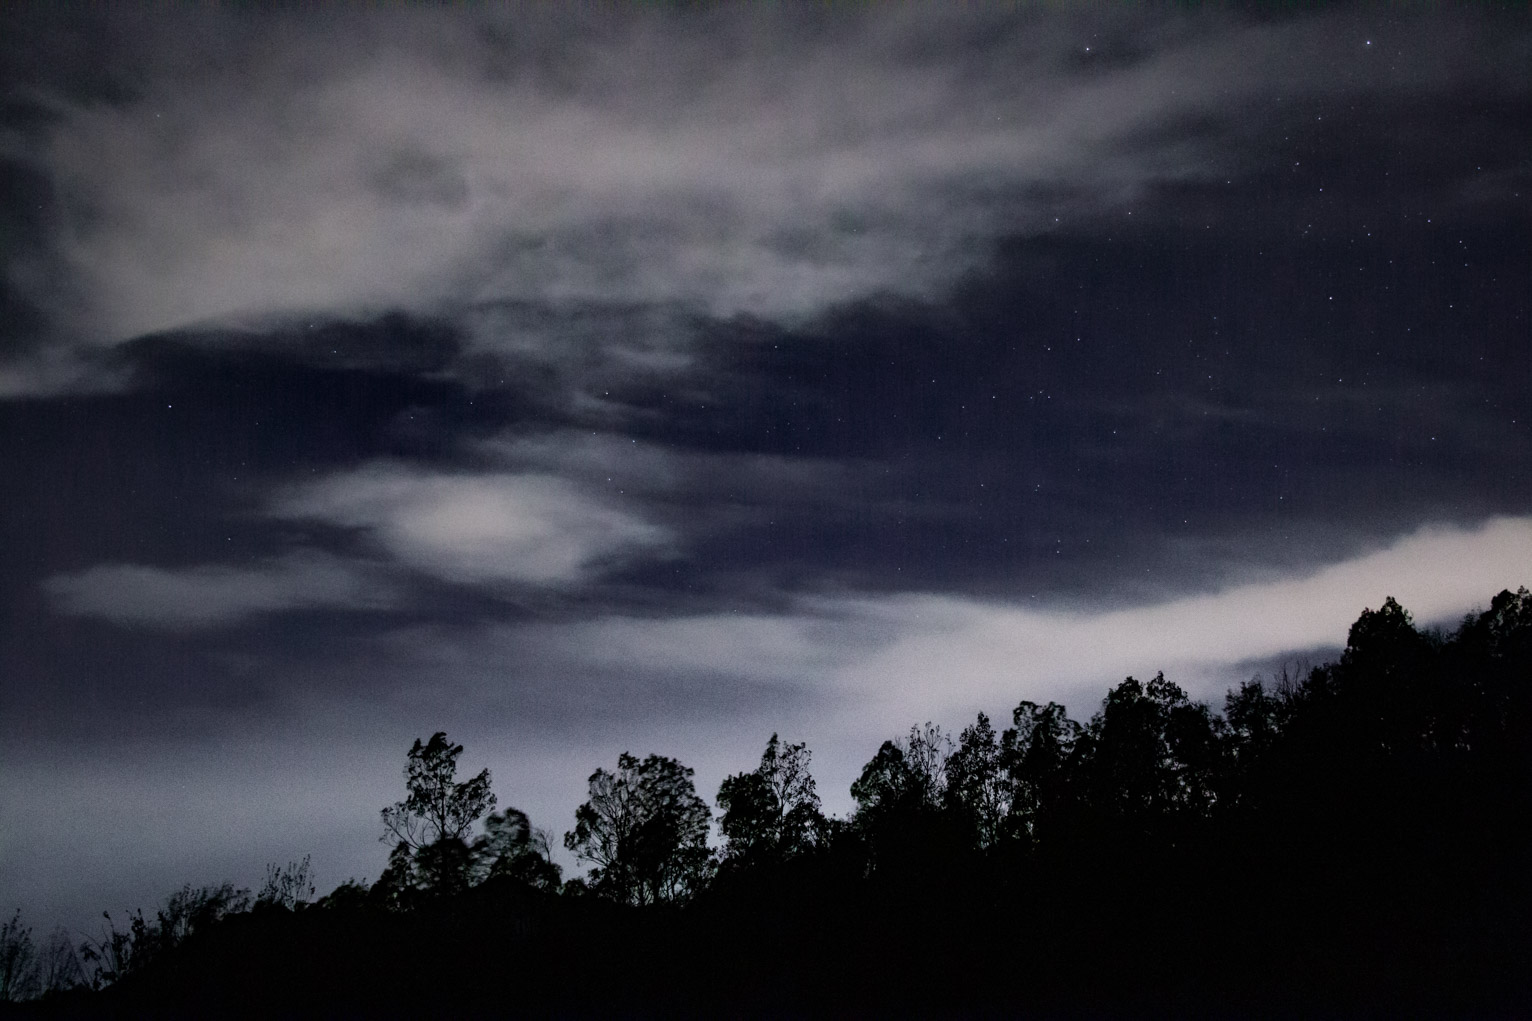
[351,515,1531,820]
[14,7,1514,359]
[272,463,668,585]
[467,515,1532,745]
[43,552,394,629]
[827,515,1532,722]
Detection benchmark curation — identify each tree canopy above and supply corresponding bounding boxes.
[13,587,1532,1015]
[565,752,713,905]
[717,733,826,866]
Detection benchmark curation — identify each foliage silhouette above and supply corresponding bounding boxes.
[254,856,315,912]
[717,733,826,867]
[376,732,495,901]
[73,883,251,993]
[0,911,38,1003]
[565,752,713,905]
[1000,698,1081,843]
[473,811,563,891]
[944,712,1010,847]
[13,588,1531,1016]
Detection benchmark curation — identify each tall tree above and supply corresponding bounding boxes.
[945,713,1012,848]
[717,733,826,864]
[1001,700,1081,842]
[1080,674,1220,825]
[565,753,713,905]
[378,732,496,899]
[381,732,496,850]
[850,723,959,873]
[852,723,953,820]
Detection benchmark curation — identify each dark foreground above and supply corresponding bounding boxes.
[7,589,1531,1017]
[10,853,1530,1019]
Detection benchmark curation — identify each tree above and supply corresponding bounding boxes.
[903,722,952,806]
[1221,680,1285,806]
[473,809,563,891]
[381,732,496,851]
[1336,596,1439,754]
[717,733,826,864]
[850,740,916,818]
[1001,700,1082,842]
[255,855,316,911]
[152,883,251,951]
[945,713,1013,848]
[1079,674,1220,826]
[79,884,250,989]
[1341,595,1428,677]
[565,752,713,905]
[1449,587,1532,752]
[378,732,496,899]
[851,722,951,821]
[37,928,84,995]
[850,723,959,873]
[1224,680,1283,762]
[0,910,38,1002]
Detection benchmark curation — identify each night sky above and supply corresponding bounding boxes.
[2,6,1529,936]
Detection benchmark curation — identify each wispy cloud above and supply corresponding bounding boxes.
[43,552,394,629]
[441,515,1532,728]
[272,462,669,586]
[312,515,1529,824]
[828,515,1532,721]
[11,7,1522,373]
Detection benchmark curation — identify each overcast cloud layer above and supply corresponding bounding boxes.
[2,5,1529,939]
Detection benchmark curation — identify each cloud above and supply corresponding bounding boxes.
[328,515,1531,821]
[818,516,1531,720]
[11,6,1524,370]
[17,514,1530,934]
[272,463,669,586]
[43,552,394,629]
[465,515,1532,729]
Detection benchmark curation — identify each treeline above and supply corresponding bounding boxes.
[6,589,1531,1016]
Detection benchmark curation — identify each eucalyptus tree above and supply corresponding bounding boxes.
[378,732,495,899]
[565,752,713,905]
[717,733,827,864]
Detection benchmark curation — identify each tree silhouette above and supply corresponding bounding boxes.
[29,587,1532,1015]
[473,809,563,890]
[0,910,38,1002]
[255,855,316,911]
[565,752,712,904]
[851,723,960,874]
[945,713,1012,848]
[1341,595,1429,677]
[1001,700,1081,843]
[79,883,250,989]
[378,732,495,900]
[1079,673,1220,828]
[381,732,496,851]
[852,722,951,820]
[717,733,826,865]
